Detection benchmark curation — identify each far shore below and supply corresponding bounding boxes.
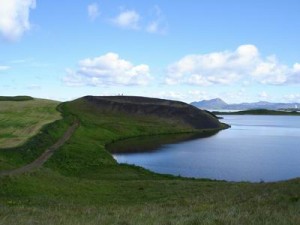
[212,109,300,116]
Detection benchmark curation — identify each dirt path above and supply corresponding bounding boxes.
[0,120,79,176]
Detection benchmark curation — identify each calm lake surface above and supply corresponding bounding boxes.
[112,115,300,182]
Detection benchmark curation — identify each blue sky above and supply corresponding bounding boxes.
[0,0,300,103]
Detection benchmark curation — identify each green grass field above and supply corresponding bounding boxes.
[0,97,299,225]
[0,98,61,148]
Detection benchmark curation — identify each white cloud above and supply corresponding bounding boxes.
[112,10,140,30]
[0,65,10,71]
[87,3,100,21]
[166,45,300,86]
[258,91,269,99]
[110,6,168,34]
[166,45,257,85]
[251,56,288,84]
[284,94,300,103]
[146,6,168,34]
[150,89,250,104]
[289,63,300,83]
[0,0,36,41]
[151,90,216,103]
[63,52,152,87]
[146,22,159,33]
[216,89,253,104]
[63,69,86,87]
[293,63,300,73]
[187,90,216,102]
[153,91,186,101]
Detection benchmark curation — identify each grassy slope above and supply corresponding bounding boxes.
[0,99,72,171]
[0,99,61,149]
[0,96,33,101]
[0,97,299,225]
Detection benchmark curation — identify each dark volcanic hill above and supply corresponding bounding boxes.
[81,96,225,130]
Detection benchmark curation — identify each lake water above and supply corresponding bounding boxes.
[112,115,300,182]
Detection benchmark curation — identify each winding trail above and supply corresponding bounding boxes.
[0,120,79,176]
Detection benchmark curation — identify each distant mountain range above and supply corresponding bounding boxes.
[191,98,300,110]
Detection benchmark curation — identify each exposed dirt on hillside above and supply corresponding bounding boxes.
[0,120,79,176]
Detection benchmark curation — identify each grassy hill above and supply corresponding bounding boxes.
[45,96,227,178]
[0,98,61,149]
[0,96,299,225]
[82,96,226,129]
[0,96,34,101]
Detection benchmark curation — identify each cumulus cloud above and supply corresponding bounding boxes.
[0,0,36,41]
[112,10,140,30]
[110,6,168,34]
[166,45,300,86]
[251,56,288,84]
[87,3,100,21]
[63,53,152,87]
[289,63,300,83]
[146,6,168,34]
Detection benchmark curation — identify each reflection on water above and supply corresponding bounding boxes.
[107,131,219,154]
[112,115,300,182]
